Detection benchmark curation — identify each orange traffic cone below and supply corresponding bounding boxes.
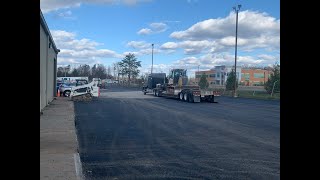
[57,89,60,97]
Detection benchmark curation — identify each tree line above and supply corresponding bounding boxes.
[57,53,142,85]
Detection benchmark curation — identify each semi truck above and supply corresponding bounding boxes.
[142,69,221,103]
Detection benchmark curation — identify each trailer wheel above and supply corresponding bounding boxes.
[209,95,215,103]
[183,92,188,101]
[179,92,184,101]
[188,93,194,103]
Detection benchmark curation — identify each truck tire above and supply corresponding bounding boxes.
[183,92,188,101]
[64,90,71,97]
[209,95,215,103]
[155,91,159,97]
[143,92,147,95]
[179,92,184,101]
[188,93,194,103]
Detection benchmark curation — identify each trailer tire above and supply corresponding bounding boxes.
[209,95,215,103]
[188,93,194,103]
[183,92,188,101]
[179,92,184,101]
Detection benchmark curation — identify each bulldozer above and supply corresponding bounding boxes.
[70,80,100,102]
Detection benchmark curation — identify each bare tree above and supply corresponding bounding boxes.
[107,65,111,77]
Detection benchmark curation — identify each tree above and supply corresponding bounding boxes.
[264,64,280,94]
[198,73,209,89]
[57,67,65,77]
[71,68,79,76]
[78,64,91,77]
[96,64,107,79]
[107,65,111,77]
[118,53,141,85]
[226,69,238,91]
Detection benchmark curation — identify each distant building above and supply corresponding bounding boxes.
[40,9,60,112]
[195,70,216,85]
[213,65,242,85]
[194,65,273,87]
[240,68,272,86]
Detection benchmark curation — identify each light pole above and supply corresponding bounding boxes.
[233,4,241,98]
[271,80,278,97]
[151,43,154,74]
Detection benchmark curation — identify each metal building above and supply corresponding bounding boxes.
[40,9,60,112]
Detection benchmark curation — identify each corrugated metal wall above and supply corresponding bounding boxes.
[40,24,57,112]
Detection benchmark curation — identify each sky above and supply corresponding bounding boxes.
[41,0,280,77]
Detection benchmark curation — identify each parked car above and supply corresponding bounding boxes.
[59,82,76,97]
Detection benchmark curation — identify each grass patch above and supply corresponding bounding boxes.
[223,90,280,100]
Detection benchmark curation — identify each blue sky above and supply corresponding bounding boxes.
[41,0,280,77]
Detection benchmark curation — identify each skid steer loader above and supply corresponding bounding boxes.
[69,80,100,102]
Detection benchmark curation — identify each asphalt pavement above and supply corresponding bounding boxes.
[74,86,280,179]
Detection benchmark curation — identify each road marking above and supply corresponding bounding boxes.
[74,153,84,180]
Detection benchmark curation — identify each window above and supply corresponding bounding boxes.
[244,73,250,80]
[209,74,215,78]
[254,73,264,78]
[217,73,220,78]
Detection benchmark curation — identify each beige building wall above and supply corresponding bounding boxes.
[40,10,59,112]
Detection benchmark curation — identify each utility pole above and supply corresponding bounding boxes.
[233,4,241,98]
[151,43,154,74]
[271,80,278,97]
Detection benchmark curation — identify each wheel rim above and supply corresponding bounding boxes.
[180,93,183,100]
[156,91,159,96]
[184,93,188,101]
[65,91,70,97]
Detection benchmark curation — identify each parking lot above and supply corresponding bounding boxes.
[74,86,280,179]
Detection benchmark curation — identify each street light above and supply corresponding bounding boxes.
[151,43,154,74]
[271,80,279,97]
[233,4,241,98]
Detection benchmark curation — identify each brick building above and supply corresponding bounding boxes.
[240,68,272,86]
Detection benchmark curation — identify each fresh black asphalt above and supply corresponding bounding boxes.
[74,86,280,179]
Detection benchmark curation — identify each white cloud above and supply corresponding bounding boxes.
[52,30,102,50]
[149,22,168,32]
[51,30,123,65]
[127,41,151,49]
[56,10,73,17]
[160,42,178,49]
[140,64,173,74]
[257,54,278,61]
[160,40,215,55]
[41,0,152,13]
[137,22,168,35]
[169,10,280,53]
[137,28,152,35]
[173,53,279,72]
